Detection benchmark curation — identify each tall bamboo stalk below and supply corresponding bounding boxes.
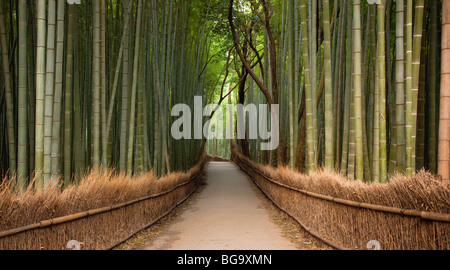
[300,0,316,172]
[43,0,56,185]
[323,0,334,171]
[288,0,295,168]
[405,0,414,176]
[34,0,46,187]
[120,0,130,172]
[428,0,439,173]
[126,0,143,175]
[352,0,364,181]
[410,0,425,174]
[438,0,450,187]
[92,0,101,168]
[395,0,406,172]
[378,0,387,183]
[51,0,65,180]
[0,3,16,178]
[64,3,76,186]
[101,0,108,167]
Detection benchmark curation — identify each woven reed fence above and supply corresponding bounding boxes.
[0,156,208,250]
[232,150,450,250]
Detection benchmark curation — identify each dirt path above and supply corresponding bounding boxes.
[116,161,331,250]
[145,162,298,250]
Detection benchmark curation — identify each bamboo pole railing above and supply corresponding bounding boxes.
[234,154,450,223]
[0,171,201,239]
[234,159,346,250]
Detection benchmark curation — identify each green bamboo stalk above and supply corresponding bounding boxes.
[323,0,334,171]
[294,0,300,167]
[411,0,425,173]
[352,0,364,181]
[101,0,107,167]
[416,9,428,171]
[64,3,76,187]
[0,3,16,178]
[162,0,172,174]
[50,0,65,180]
[340,0,353,176]
[300,0,316,172]
[311,0,318,160]
[348,75,356,180]
[395,0,406,173]
[288,0,295,169]
[126,0,143,175]
[378,0,387,183]
[405,0,416,176]
[120,0,130,172]
[367,4,376,170]
[334,0,346,170]
[72,6,82,181]
[43,0,56,185]
[92,0,101,168]
[136,8,146,174]
[373,39,380,182]
[34,0,45,187]
[427,0,438,173]
[26,0,36,179]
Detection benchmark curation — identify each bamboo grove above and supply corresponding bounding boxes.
[1,0,449,189]
[0,0,214,189]
[222,0,445,184]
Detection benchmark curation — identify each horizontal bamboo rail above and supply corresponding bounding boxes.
[0,171,201,239]
[234,155,450,223]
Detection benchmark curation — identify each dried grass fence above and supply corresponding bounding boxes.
[0,156,208,250]
[231,149,450,250]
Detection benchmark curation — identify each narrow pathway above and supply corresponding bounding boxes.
[144,162,297,250]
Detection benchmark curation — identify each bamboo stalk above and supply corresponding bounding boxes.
[92,0,101,168]
[378,0,387,183]
[43,0,56,186]
[33,0,45,187]
[300,0,316,172]
[126,0,143,175]
[0,3,16,178]
[352,0,364,181]
[427,0,438,174]
[323,0,334,171]
[395,0,406,173]
[50,0,65,181]
[438,0,450,187]
[64,4,76,186]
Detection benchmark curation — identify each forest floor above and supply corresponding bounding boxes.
[115,162,332,250]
